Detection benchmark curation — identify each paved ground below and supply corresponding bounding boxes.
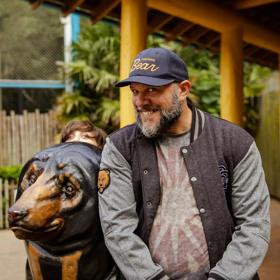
[0,199,279,280]
[0,229,26,280]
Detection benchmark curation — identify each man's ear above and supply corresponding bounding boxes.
[178,80,191,101]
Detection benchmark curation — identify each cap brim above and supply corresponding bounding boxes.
[115,76,175,87]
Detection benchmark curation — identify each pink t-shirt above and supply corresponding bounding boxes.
[149,132,209,279]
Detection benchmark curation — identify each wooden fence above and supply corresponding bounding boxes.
[0,179,17,229]
[0,110,58,229]
[0,110,57,166]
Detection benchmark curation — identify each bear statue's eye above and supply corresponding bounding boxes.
[62,182,76,198]
[29,174,38,185]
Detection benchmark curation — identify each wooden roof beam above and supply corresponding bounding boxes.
[148,14,174,34]
[200,31,219,44]
[258,52,272,61]
[234,0,280,10]
[62,0,87,17]
[252,52,276,67]
[91,0,121,25]
[244,45,260,57]
[182,28,209,45]
[199,32,220,48]
[29,0,45,9]
[166,22,195,41]
[148,0,280,53]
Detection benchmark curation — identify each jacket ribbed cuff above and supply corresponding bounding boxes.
[152,271,168,280]
[208,273,226,280]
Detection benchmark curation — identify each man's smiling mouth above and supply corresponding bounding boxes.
[142,111,157,116]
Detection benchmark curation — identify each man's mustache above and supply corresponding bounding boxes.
[136,105,161,112]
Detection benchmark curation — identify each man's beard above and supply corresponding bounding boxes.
[136,91,182,138]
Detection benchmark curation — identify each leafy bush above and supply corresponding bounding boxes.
[56,22,120,132]
[243,62,271,135]
[0,165,22,181]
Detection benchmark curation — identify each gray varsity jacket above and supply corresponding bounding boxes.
[99,104,270,280]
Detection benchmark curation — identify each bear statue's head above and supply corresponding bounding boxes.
[8,142,102,250]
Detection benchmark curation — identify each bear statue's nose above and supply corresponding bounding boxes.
[8,209,28,225]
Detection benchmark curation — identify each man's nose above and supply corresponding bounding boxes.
[133,93,149,108]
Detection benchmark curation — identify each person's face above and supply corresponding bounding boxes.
[130,82,183,138]
[65,131,98,146]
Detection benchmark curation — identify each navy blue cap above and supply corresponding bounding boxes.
[115,48,189,87]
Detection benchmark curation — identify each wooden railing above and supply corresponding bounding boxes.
[0,110,57,166]
[0,110,58,229]
[0,179,17,229]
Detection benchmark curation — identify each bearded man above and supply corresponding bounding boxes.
[98,48,270,280]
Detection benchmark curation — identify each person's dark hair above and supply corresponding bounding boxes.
[60,120,107,149]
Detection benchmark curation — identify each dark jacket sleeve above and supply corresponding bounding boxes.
[209,142,270,280]
[98,138,167,280]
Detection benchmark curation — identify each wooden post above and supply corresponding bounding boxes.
[220,25,244,126]
[0,179,3,229]
[278,54,280,154]
[120,0,147,127]
[4,180,9,228]
[278,54,280,92]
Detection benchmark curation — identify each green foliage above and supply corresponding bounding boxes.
[243,62,271,135]
[56,22,120,132]
[0,165,22,181]
[93,97,120,129]
[55,90,92,122]
[178,46,220,116]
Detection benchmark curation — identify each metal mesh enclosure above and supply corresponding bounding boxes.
[0,0,64,81]
[0,0,65,113]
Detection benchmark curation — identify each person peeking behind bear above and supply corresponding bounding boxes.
[60,120,107,149]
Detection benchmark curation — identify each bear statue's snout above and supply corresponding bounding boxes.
[8,207,28,226]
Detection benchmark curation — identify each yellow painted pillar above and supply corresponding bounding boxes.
[120,0,147,127]
[220,25,244,126]
[278,54,280,102]
[278,54,280,147]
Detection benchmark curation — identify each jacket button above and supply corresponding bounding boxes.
[146,201,152,207]
[199,208,206,214]
[143,169,148,175]
[190,176,197,182]
[182,148,188,154]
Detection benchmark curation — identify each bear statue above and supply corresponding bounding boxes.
[8,142,115,280]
